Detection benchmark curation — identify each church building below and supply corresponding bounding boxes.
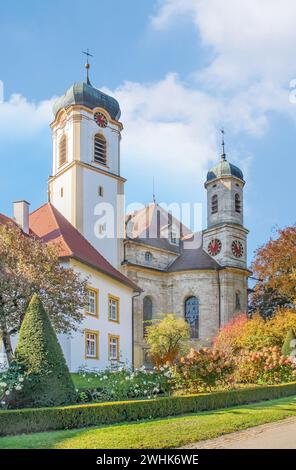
[0,64,250,370]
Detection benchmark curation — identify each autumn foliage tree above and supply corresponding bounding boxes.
[0,222,88,363]
[251,224,296,308]
[145,314,190,366]
[214,309,296,353]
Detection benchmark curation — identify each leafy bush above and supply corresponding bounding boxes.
[11,294,76,408]
[145,314,190,366]
[214,309,296,353]
[235,346,296,385]
[282,329,296,358]
[176,348,235,392]
[0,362,28,408]
[213,314,248,354]
[1,382,296,436]
[76,365,174,402]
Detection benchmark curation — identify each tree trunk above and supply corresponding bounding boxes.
[0,316,14,365]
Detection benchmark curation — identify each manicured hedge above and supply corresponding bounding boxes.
[1,382,296,436]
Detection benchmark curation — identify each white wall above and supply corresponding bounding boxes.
[65,259,133,372]
[0,259,134,373]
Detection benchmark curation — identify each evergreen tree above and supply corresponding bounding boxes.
[282,329,296,358]
[13,294,76,407]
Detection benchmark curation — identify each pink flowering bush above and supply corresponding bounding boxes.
[176,348,235,392]
[235,346,296,385]
[213,314,248,355]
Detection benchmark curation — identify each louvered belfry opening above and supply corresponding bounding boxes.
[59,135,67,167]
[94,134,107,165]
[211,194,218,214]
[235,193,241,213]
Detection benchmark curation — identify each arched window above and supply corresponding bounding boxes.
[185,296,199,339]
[58,135,67,168]
[235,193,241,213]
[144,251,152,264]
[143,296,153,336]
[211,194,218,214]
[235,292,241,311]
[94,134,107,165]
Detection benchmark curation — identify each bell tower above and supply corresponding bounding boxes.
[48,59,125,269]
[203,131,250,324]
[203,131,248,270]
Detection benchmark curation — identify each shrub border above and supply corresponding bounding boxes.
[1,382,296,436]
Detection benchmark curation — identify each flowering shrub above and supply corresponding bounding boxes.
[176,348,235,392]
[235,346,296,385]
[214,310,296,354]
[77,365,174,402]
[0,362,28,409]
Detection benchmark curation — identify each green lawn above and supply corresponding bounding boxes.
[0,395,296,449]
[71,373,99,390]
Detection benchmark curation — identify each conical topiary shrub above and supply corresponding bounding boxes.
[13,294,76,407]
[282,329,296,358]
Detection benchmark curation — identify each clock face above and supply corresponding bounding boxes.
[94,112,108,128]
[232,240,244,258]
[208,239,222,256]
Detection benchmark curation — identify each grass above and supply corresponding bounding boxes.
[0,395,296,449]
[71,373,99,390]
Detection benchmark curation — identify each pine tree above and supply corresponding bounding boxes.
[13,294,76,407]
[282,329,296,358]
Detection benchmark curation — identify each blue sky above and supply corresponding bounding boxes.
[0,0,296,266]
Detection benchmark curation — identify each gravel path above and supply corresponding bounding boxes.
[181,416,296,449]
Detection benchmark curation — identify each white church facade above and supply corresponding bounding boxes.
[0,67,250,371]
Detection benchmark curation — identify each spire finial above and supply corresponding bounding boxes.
[152,176,156,204]
[220,128,226,161]
[82,49,93,85]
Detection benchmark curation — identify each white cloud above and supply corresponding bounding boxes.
[152,0,296,88]
[0,94,54,141]
[105,74,220,178]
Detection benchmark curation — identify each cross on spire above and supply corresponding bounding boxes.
[82,49,93,84]
[152,176,156,204]
[220,128,226,161]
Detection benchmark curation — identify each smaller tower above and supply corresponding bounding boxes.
[203,132,248,270]
[203,131,249,324]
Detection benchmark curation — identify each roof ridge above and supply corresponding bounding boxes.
[48,203,130,278]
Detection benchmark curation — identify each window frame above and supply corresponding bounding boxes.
[58,134,68,168]
[85,329,99,359]
[108,334,120,361]
[235,193,241,213]
[108,294,120,323]
[184,296,200,339]
[85,287,99,318]
[211,194,218,214]
[143,296,153,337]
[94,133,107,166]
[144,251,153,264]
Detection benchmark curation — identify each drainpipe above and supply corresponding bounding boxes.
[217,268,222,328]
[131,291,141,371]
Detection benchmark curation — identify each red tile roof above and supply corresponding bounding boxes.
[0,213,15,226]
[27,203,140,292]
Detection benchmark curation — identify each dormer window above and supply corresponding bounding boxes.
[211,194,218,214]
[235,193,241,213]
[145,252,152,264]
[58,135,67,168]
[170,228,179,245]
[94,134,107,165]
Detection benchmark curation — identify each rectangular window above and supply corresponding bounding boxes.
[85,288,98,317]
[108,335,120,361]
[85,330,99,359]
[108,295,120,322]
